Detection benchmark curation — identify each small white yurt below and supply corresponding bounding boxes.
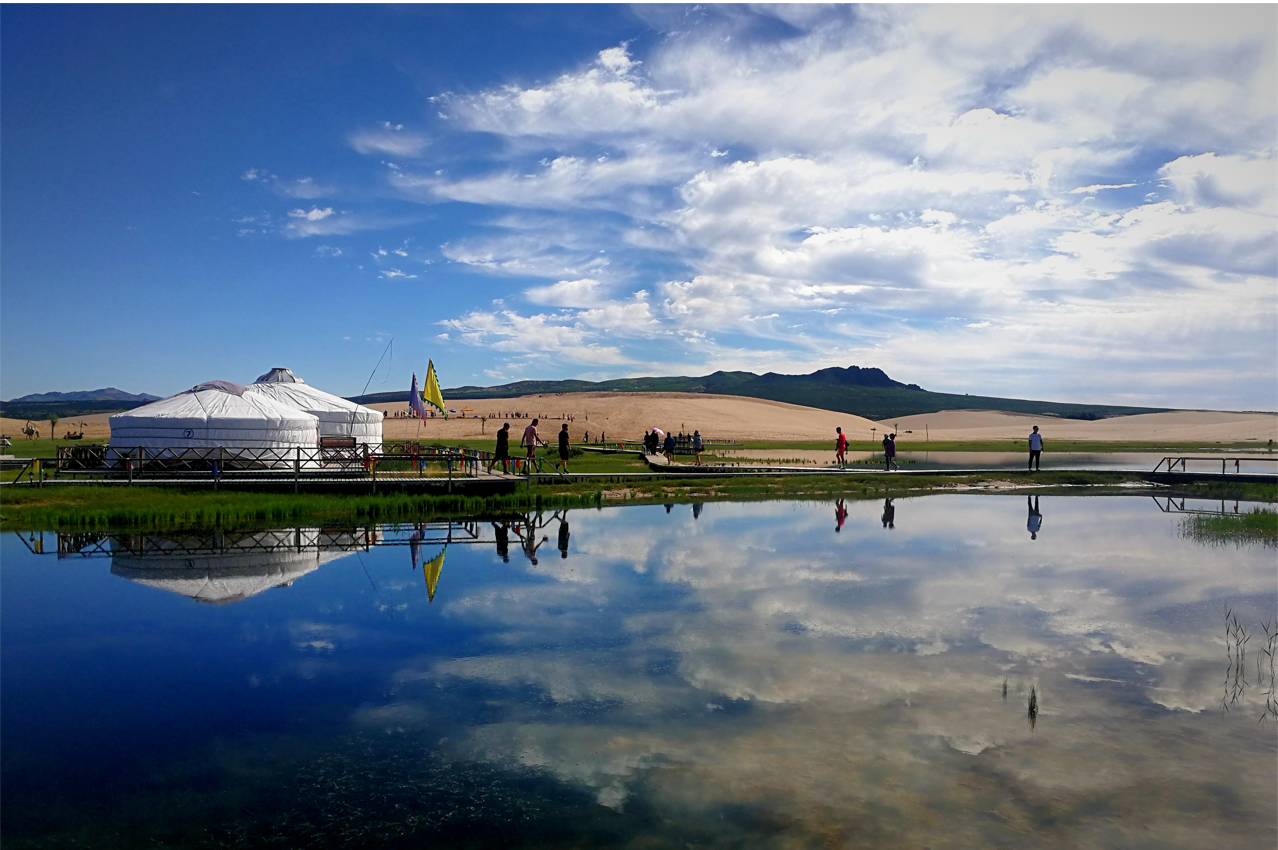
[247,367,383,450]
[109,380,320,452]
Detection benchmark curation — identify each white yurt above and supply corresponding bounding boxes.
[109,380,320,454]
[246,367,383,450]
[109,529,347,605]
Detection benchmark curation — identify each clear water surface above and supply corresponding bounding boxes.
[3,495,1275,848]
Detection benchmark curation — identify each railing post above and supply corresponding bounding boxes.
[447,458,453,493]
[294,447,300,493]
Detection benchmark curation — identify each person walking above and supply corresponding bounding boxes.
[488,423,511,474]
[663,431,676,464]
[835,427,848,468]
[1028,425,1043,472]
[556,423,571,474]
[692,430,704,466]
[882,432,899,471]
[522,418,545,463]
[1027,495,1043,540]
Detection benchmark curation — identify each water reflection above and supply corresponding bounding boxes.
[3,496,1275,848]
[1027,495,1043,540]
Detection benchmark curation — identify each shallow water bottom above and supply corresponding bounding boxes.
[3,495,1275,848]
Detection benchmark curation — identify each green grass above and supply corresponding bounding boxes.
[1180,508,1277,546]
[0,470,1150,531]
[0,486,604,532]
[1173,481,1278,503]
[0,437,107,459]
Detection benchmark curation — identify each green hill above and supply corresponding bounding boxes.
[352,366,1168,421]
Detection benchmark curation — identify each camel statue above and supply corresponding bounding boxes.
[22,421,39,440]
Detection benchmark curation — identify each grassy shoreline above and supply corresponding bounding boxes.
[5,471,1273,532]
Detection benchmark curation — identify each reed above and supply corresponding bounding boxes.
[1180,508,1277,546]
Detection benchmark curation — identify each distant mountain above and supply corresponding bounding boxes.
[0,388,162,421]
[350,366,1167,421]
[6,388,161,404]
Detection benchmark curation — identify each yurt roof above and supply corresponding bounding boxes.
[248,369,381,420]
[110,381,319,426]
[255,367,304,384]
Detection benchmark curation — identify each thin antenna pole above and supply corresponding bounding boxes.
[350,338,393,445]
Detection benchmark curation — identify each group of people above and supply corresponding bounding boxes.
[643,429,704,465]
[834,425,1047,471]
[486,418,575,475]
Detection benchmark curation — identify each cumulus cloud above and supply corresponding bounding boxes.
[351,5,1277,406]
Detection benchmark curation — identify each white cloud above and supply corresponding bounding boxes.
[348,127,429,157]
[288,207,334,221]
[280,177,333,199]
[348,5,1277,406]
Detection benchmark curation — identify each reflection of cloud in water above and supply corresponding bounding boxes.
[392,498,1275,843]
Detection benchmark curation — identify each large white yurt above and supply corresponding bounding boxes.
[109,380,320,452]
[246,367,383,449]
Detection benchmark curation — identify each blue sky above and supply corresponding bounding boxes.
[2,4,1275,409]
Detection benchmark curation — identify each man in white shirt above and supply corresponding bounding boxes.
[1028,425,1043,471]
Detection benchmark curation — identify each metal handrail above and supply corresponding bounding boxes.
[1152,455,1278,474]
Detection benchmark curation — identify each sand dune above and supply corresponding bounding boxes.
[881,409,1278,444]
[370,392,880,444]
[5,393,1274,447]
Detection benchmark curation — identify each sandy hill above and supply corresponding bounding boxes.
[881,409,1278,444]
[372,392,879,443]
[5,394,1274,447]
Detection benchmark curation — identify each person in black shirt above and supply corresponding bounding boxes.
[557,514,570,558]
[488,422,511,474]
[556,423,571,473]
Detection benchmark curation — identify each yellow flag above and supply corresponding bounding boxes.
[423,548,446,602]
[423,359,446,418]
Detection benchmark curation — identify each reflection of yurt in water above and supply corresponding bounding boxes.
[109,381,320,451]
[109,529,347,605]
[247,368,383,450]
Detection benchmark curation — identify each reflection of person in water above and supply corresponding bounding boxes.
[1027,495,1043,540]
[510,512,549,565]
[664,503,674,514]
[835,499,848,533]
[692,502,703,520]
[556,513,570,559]
[881,498,895,529]
[492,521,510,562]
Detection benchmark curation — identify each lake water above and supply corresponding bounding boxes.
[707,448,1278,472]
[3,496,1275,848]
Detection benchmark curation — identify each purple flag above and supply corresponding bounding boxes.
[409,373,427,419]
